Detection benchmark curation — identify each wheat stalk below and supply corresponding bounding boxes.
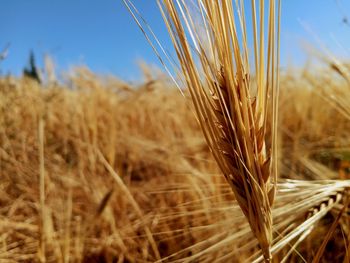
[141,1,281,261]
[123,0,280,260]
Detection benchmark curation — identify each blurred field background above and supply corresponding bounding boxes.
[0,60,349,262]
[1,0,350,262]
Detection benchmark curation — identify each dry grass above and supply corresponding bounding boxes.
[0,57,350,262]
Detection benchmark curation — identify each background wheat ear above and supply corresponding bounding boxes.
[149,0,281,261]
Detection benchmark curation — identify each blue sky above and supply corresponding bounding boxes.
[1,0,350,80]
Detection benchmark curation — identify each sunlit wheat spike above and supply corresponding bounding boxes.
[135,0,281,261]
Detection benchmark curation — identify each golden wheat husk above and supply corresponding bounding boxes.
[130,1,282,260]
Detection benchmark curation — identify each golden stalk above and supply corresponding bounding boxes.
[152,0,281,260]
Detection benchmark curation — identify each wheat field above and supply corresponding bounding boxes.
[0,61,349,262]
[2,0,350,262]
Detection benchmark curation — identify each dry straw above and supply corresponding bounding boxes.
[2,58,350,262]
[124,0,281,261]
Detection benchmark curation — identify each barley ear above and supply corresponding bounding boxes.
[155,0,281,260]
